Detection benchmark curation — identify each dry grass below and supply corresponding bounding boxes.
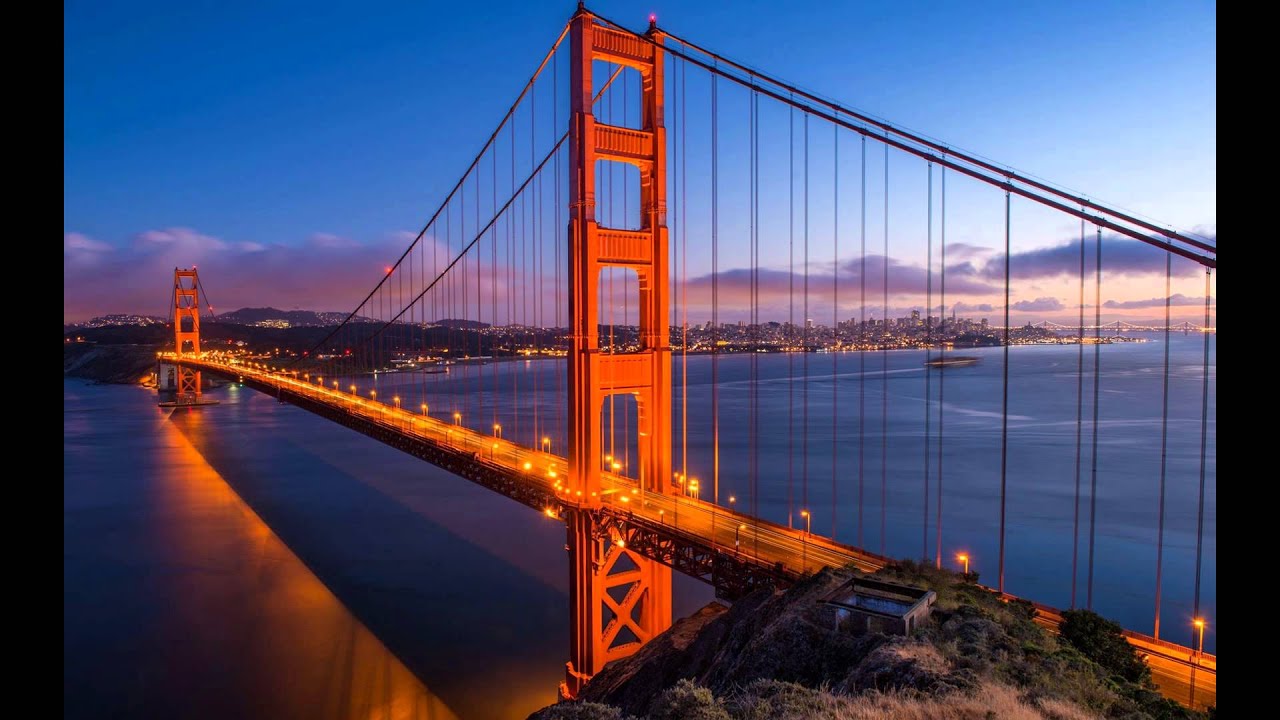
[727,680,1102,720]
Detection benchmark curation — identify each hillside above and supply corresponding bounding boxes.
[531,562,1209,720]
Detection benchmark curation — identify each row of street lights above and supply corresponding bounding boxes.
[232,362,1220,666]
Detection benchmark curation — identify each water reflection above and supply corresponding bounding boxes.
[64,384,457,720]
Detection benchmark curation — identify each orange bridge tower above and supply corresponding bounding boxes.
[563,6,673,698]
[171,267,203,401]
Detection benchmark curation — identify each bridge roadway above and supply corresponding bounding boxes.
[168,354,1215,708]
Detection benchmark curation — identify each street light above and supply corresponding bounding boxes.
[393,396,400,409]
[957,553,970,576]
[1193,618,1206,661]
[493,423,502,438]
[492,442,499,460]
[421,403,429,416]
[453,411,462,425]
[728,495,736,511]
[542,436,551,453]
[800,509,811,536]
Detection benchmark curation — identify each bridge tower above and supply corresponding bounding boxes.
[563,6,673,698]
[170,267,203,401]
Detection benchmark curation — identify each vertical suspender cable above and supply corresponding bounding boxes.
[680,54,689,508]
[1192,270,1211,644]
[788,105,795,529]
[622,69,629,477]
[712,71,720,527]
[924,162,933,563]
[858,135,866,549]
[832,123,839,539]
[747,87,757,548]
[1072,214,1084,608]
[881,138,889,555]
[532,82,540,450]
[998,190,1010,594]
[935,162,946,568]
[748,82,756,523]
[1153,250,1172,639]
[1087,227,1102,609]
[554,46,561,454]
[803,112,810,524]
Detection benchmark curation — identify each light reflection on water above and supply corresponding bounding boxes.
[64,383,457,720]
[65,379,713,720]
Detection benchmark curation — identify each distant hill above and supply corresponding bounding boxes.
[65,314,167,331]
[215,307,374,327]
[433,318,491,330]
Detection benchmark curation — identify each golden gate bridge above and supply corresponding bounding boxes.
[157,3,1216,707]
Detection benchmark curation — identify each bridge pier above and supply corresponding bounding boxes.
[563,508,671,698]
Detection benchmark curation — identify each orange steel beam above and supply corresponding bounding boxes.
[564,5,672,698]
[173,267,202,400]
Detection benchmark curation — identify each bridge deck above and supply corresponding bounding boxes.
[169,354,1215,708]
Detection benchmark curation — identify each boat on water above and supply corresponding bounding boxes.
[925,355,979,368]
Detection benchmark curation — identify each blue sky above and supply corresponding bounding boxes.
[64,0,1216,322]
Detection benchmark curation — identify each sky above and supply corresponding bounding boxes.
[64,0,1216,324]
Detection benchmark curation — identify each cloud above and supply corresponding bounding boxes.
[952,302,993,313]
[63,226,553,324]
[1010,297,1064,312]
[64,232,112,253]
[1104,294,1210,310]
[945,243,995,261]
[64,228,435,323]
[979,235,1210,281]
[683,254,1000,308]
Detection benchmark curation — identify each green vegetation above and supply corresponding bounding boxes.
[1058,609,1149,684]
[532,561,1213,720]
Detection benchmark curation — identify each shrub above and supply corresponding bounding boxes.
[647,679,731,720]
[1057,609,1149,685]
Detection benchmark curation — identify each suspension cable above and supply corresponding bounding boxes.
[788,104,795,529]
[924,161,933,563]
[1072,213,1085,608]
[802,112,810,527]
[998,189,1010,594]
[593,15,1215,263]
[1193,270,1211,644]
[290,22,572,366]
[354,135,567,355]
[880,137,889,556]
[858,134,866,548]
[1153,250,1172,638]
[935,161,946,568]
[1087,227,1102,609]
[831,123,839,540]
